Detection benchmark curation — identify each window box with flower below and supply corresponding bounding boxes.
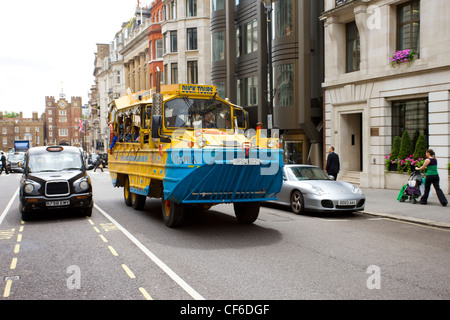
[390,49,416,68]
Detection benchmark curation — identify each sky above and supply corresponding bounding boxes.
[0,0,140,118]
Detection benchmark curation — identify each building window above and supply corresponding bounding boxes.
[187,28,198,50]
[15,127,19,133]
[276,64,294,107]
[116,71,121,84]
[237,76,258,107]
[156,39,163,58]
[245,19,258,54]
[392,98,428,147]
[171,63,178,84]
[397,0,420,53]
[186,0,197,17]
[187,61,198,84]
[2,127,6,134]
[170,31,178,53]
[59,129,68,137]
[212,31,225,61]
[346,21,360,73]
[276,0,294,37]
[236,27,242,58]
[212,0,224,11]
[60,117,67,122]
[2,137,7,145]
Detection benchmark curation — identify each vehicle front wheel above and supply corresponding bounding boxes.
[161,196,185,228]
[233,202,260,224]
[290,190,305,214]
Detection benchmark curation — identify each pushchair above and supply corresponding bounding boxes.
[397,171,424,204]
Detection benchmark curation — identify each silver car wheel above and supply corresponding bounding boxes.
[290,190,304,214]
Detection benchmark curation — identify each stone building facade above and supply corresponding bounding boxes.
[321,0,450,192]
[162,0,212,86]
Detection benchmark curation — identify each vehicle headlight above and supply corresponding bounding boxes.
[74,178,90,192]
[24,184,35,194]
[267,138,276,148]
[196,136,207,148]
[351,185,363,194]
[312,185,325,196]
[23,180,41,195]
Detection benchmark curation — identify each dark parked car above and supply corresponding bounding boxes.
[7,152,25,173]
[19,146,94,221]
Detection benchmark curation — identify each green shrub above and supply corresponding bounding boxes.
[398,130,413,161]
[413,134,427,160]
[390,136,401,161]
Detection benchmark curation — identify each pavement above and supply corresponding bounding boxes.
[360,187,450,229]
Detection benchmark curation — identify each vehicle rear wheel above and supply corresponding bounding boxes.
[124,177,132,207]
[290,190,305,214]
[132,193,146,210]
[161,196,185,228]
[233,202,260,224]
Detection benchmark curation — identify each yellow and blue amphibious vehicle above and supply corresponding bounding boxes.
[108,84,283,228]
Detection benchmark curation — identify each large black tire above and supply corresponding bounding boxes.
[233,202,260,224]
[161,196,185,228]
[132,193,146,210]
[290,190,305,214]
[124,177,132,207]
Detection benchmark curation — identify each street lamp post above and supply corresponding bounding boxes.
[260,0,274,130]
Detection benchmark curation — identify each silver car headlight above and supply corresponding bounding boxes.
[311,185,325,196]
[351,185,363,194]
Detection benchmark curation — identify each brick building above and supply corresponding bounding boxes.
[44,91,83,146]
[0,111,45,151]
[149,0,164,88]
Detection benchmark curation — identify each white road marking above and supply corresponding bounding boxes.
[94,203,205,300]
[0,188,19,226]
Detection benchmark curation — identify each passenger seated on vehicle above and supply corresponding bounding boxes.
[202,111,217,129]
[124,126,132,142]
[133,126,140,142]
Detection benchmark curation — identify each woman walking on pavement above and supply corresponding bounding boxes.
[415,149,448,206]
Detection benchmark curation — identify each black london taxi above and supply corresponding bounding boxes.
[19,146,93,221]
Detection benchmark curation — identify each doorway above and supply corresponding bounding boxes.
[340,113,363,172]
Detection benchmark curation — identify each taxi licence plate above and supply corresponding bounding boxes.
[338,200,357,206]
[46,200,70,207]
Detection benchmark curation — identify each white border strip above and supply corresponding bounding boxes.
[94,204,205,300]
[0,188,19,226]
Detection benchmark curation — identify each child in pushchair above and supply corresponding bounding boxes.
[397,171,424,203]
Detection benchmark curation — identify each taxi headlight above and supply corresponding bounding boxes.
[23,181,41,195]
[74,178,90,192]
[24,184,35,194]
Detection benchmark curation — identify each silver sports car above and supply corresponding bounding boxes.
[271,165,365,214]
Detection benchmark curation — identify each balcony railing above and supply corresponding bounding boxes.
[336,0,354,7]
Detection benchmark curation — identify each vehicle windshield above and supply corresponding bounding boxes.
[7,154,24,161]
[286,166,331,181]
[164,98,232,129]
[27,152,83,173]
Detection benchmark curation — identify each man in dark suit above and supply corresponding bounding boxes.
[326,146,340,180]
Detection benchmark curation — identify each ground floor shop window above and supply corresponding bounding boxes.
[391,98,428,147]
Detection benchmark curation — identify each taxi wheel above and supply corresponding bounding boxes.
[233,202,260,224]
[132,193,146,211]
[161,197,185,228]
[124,177,132,207]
